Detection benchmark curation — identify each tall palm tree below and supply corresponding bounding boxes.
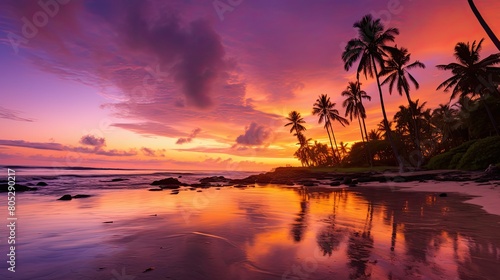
[468,0,500,51]
[436,39,500,135]
[313,94,349,162]
[285,111,307,136]
[380,46,426,168]
[285,111,309,166]
[342,14,405,172]
[342,81,371,142]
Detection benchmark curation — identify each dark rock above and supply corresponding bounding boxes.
[378,177,388,183]
[357,177,373,183]
[348,183,358,187]
[196,190,202,192]
[234,185,247,188]
[200,176,230,184]
[73,194,92,199]
[330,181,341,186]
[439,193,447,197]
[151,177,185,186]
[58,194,73,201]
[170,190,179,195]
[298,180,319,186]
[159,185,180,189]
[100,178,129,182]
[475,178,489,183]
[36,182,48,186]
[393,176,406,183]
[103,221,113,223]
[148,188,163,191]
[111,178,128,182]
[485,164,500,175]
[0,184,37,192]
[342,178,352,185]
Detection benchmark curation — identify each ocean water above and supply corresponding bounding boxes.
[1,167,500,279]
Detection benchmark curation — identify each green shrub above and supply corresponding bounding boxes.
[457,136,500,170]
[448,152,464,169]
[426,140,476,170]
[426,152,454,169]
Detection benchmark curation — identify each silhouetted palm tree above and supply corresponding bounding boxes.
[368,129,381,141]
[380,46,426,168]
[313,94,349,162]
[436,39,500,135]
[342,81,371,142]
[342,14,405,171]
[431,104,461,150]
[468,0,500,51]
[285,111,307,136]
[339,141,350,160]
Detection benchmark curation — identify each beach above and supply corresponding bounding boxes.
[1,167,500,279]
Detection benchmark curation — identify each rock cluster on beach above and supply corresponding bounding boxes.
[147,167,500,193]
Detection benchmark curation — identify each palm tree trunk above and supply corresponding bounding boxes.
[360,116,373,167]
[357,116,365,142]
[468,0,500,51]
[329,122,341,163]
[403,87,423,169]
[357,82,373,167]
[324,122,338,163]
[480,96,500,136]
[372,57,405,172]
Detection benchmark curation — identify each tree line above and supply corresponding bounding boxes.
[285,14,500,170]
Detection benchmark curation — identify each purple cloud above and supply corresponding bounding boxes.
[176,128,201,144]
[235,122,273,146]
[79,135,106,148]
[0,139,136,157]
[141,147,166,157]
[0,107,34,122]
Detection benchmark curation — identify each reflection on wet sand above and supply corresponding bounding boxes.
[11,185,500,279]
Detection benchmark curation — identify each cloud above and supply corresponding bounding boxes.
[79,135,106,148]
[176,128,201,144]
[141,147,166,157]
[0,106,34,122]
[0,139,136,157]
[235,122,273,146]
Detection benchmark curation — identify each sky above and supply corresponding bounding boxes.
[0,0,499,171]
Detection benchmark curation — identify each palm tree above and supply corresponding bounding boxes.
[368,129,381,141]
[294,133,312,167]
[436,39,500,135]
[285,111,307,136]
[313,94,349,162]
[342,81,371,142]
[380,46,426,168]
[431,104,461,150]
[339,141,350,160]
[377,120,393,140]
[468,0,500,51]
[342,14,405,172]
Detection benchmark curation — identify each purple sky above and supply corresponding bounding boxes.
[1,0,499,170]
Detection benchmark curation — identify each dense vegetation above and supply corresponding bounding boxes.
[285,14,500,171]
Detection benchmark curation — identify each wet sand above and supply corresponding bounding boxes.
[5,179,499,280]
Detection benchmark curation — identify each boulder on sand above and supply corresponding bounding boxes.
[58,194,73,201]
[151,177,186,186]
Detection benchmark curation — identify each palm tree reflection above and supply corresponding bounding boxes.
[316,191,346,256]
[290,187,310,242]
[347,200,375,279]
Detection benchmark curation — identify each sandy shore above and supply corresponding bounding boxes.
[3,168,500,279]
